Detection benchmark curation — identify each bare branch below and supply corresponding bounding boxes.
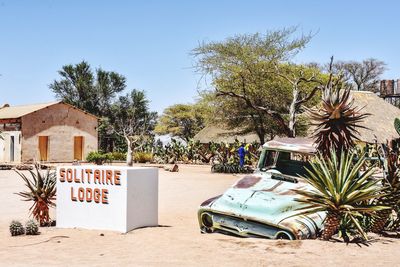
[296,85,322,105]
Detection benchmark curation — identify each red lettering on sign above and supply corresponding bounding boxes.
[59,168,65,182]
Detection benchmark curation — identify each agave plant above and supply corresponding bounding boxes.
[367,120,400,233]
[15,163,56,226]
[293,151,388,240]
[370,141,400,233]
[308,86,369,158]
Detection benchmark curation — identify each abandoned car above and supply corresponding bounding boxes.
[198,137,325,240]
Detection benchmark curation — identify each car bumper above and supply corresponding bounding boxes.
[198,208,323,240]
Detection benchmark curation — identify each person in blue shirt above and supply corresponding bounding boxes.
[238,143,246,168]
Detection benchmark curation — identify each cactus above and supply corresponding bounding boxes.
[9,220,25,236]
[25,219,39,235]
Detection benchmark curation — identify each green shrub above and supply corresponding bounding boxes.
[110,151,126,161]
[86,151,112,165]
[211,163,254,174]
[134,152,153,163]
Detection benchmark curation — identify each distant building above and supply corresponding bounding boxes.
[0,102,98,163]
[380,79,400,107]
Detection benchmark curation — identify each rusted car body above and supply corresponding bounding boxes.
[198,137,325,240]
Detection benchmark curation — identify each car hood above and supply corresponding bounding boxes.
[204,172,324,237]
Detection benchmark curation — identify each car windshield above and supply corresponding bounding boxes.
[258,149,313,177]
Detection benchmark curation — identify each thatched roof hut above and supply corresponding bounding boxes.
[194,91,400,145]
[193,125,261,144]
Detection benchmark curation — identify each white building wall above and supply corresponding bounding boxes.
[0,131,22,162]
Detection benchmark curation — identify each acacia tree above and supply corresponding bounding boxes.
[155,103,206,141]
[111,89,157,166]
[199,90,283,143]
[333,58,386,92]
[193,28,323,139]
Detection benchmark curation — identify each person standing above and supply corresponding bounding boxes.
[238,143,246,168]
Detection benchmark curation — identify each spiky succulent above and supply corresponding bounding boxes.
[308,88,369,158]
[9,220,25,236]
[293,150,388,240]
[25,219,39,235]
[370,141,400,233]
[15,163,56,226]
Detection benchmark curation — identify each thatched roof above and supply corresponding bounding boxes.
[310,91,400,144]
[194,125,261,144]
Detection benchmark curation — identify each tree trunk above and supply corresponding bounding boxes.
[256,128,265,144]
[258,134,265,145]
[322,212,340,240]
[126,138,133,166]
[288,88,298,138]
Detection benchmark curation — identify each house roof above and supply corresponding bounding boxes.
[193,125,261,144]
[309,91,400,143]
[0,101,97,120]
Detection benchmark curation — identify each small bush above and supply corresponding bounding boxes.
[211,164,254,174]
[86,151,112,165]
[0,164,13,170]
[15,164,33,170]
[110,151,126,161]
[134,152,153,163]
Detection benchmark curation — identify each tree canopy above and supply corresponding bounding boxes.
[49,61,126,117]
[155,103,206,141]
[111,89,157,165]
[333,58,386,92]
[50,61,157,155]
[192,28,324,142]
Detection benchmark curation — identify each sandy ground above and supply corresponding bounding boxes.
[0,164,399,267]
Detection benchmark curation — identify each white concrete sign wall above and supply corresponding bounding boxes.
[56,165,158,233]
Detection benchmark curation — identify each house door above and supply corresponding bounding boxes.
[10,136,14,162]
[74,136,84,160]
[38,136,49,161]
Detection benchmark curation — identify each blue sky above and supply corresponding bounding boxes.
[0,0,399,113]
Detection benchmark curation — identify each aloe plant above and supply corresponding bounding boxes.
[308,87,369,158]
[294,151,388,240]
[370,138,400,233]
[15,163,56,226]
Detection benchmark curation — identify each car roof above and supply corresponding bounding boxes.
[262,137,317,154]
